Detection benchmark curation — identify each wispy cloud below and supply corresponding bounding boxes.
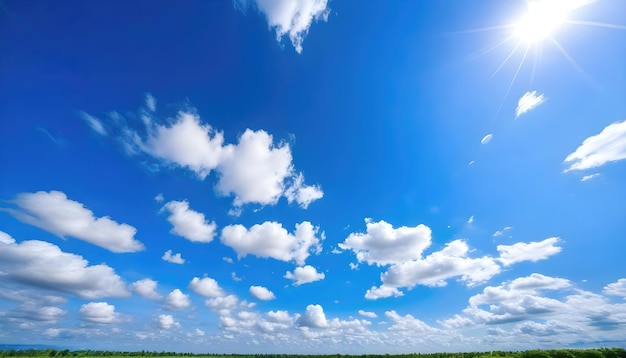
[79,111,107,136]
[581,173,600,182]
[236,0,330,53]
[564,119,626,172]
[515,91,546,118]
[481,134,493,144]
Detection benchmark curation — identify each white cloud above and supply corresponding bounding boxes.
[154,193,164,202]
[231,272,243,282]
[88,99,323,209]
[564,119,626,172]
[223,256,234,264]
[385,310,439,333]
[339,219,432,266]
[0,232,129,299]
[497,237,562,266]
[205,295,239,312]
[492,226,512,237]
[237,0,330,54]
[164,289,191,310]
[162,249,185,264]
[158,314,179,329]
[358,310,377,318]
[221,221,322,266]
[131,279,162,300]
[284,173,324,209]
[284,265,325,286]
[380,240,501,289]
[189,277,225,298]
[296,304,329,328]
[364,285,403,300]
[481,134,493,144]
[5,191,143,253]
[79,302,119,324]
[581,173,600,181]
[249,286,276,301]
[161,200,216,243]
[467,215,474,224]
[604,278,626,298]
[80,111,107,136]
[349,262,359,270]
[515,91,546,118]
[145,93,156,112]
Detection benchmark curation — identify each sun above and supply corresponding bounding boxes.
[513,0,570,43]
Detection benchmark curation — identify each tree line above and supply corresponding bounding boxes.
[0,348,624,358]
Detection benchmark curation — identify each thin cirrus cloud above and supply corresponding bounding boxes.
[235,0,330,54]
[0,231,129,299]
[481,134,493,144]
[2,190,144,253]
[83,95,323,210]
[563,119,626,172]
[515,91,546,118]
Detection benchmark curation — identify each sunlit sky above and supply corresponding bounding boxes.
[1,0,626,353]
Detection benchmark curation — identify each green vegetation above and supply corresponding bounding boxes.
[0,348,624,358]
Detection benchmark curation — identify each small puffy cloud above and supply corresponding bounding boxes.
[296,304,328,328]
[164,289,190,310]
[4,191,143,253]
[80,111,107,136]
[162,249,185,264]
[79,302,119,324]
[581,173,600,182]
[349,262,359,270]
[131,279,162,300]
[0,233,129,299]
[205,295,239,312]
[497,237,562,266]
[603,278,626,298]
[236,0,330,54]
[284,265,325,286]
[189,277,224,298]
[154,193,164,202]
[249,286,276,301]
[515,91,546,118]
[223,257,234,264]
[158,314,178,329]
[564,119,626,172]
[339,219,432,266]
[481,134,493,145]
[284,173,324,209]
[364,285,403,300]
[161,200,216,243]
[467,215,474,224]
[221,221,322,266]
[358,310,377,318]
[231,272,243,282]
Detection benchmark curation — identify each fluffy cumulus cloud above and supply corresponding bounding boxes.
[364,285,404,300]
[604,278,626,298]
[84,96,323,209]
[497,237,562,266]
[339,219,432,266]
[164,289,191,310]
[161,200,216,243]
[131,279,162,300]
[0,232,129,299]
[158,314,179,329]
[162,249,185,264]
[236,0,330,53]
[284,265,325,286]
[3,191,143,253]
[515,91,546,118]
[221,221,322,266]
[564,119,626,172]
[189,277,225,298]
[79,302,119,324]
[379,240,501,289]
[249,286,276,301]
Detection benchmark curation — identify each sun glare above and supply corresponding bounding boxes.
[513,0,569,43]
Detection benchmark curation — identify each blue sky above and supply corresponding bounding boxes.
[1,0,626,353]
